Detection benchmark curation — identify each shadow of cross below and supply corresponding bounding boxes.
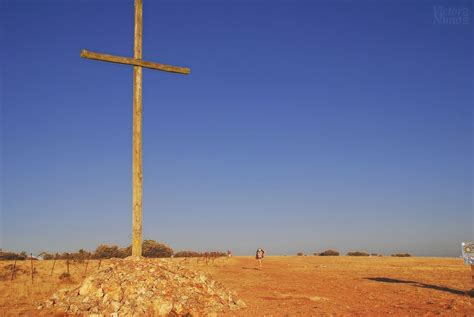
[80,0,190,258]
[365,277,472,297]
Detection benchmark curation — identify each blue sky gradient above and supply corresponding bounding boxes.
[1,0,472,256]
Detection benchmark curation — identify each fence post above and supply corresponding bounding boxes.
[30,253,34,284]
[83,256,89,276]
[10,257,17,281]
[66,253,70,275]
[50,256,56,276]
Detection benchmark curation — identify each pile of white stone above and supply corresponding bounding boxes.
[38,257,245,316]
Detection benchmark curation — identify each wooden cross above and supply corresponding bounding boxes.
[80,0,190,257]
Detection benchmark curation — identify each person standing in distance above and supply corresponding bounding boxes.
[256,248,265,269]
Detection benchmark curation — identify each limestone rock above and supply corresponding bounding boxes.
[78,276,93,296]
[39,257,245,316]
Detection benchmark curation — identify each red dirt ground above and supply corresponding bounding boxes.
[0,256,472,316]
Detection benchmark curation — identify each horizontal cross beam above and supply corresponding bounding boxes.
[80,49,190,75]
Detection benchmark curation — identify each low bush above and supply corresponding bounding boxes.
[142,240,173,258]
[201,251,226,257]
[318,249,340,256]
[174,251,226,258]
[57,249,93,261]
[0,251,27,260]
[38,252,55,260]
[93,245,127,259]
[59,272,73,282]
[391,253,411,257]
[347,251,370,256]
[174,251,201,258]
[297,252,304,256]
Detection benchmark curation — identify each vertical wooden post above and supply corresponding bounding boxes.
[98,259,102,270]
[11,257,17,281]
[50,256,56,276]
[83,256,89,276]
[30,253,34,284]
[66,254,70,274]
[132,0,143,257]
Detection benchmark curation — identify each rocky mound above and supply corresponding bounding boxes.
[38,257,245,316]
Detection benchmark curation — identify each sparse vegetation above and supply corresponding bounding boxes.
[1,264,26,281]
[347,251,370,256]
[58,272,72,281]
[0,251,26,260]
[1,241,173,262]
[75,249,92,260]
[391,253,412,257]
[38,252,54,260]
[92,241,174,258]
[174,251,226,258]
[203,251,227,257]
[174,251,202,258]
[142,240,173,258]
[297,252,304,256]
[318,249,340,256]
[93,245,128,259]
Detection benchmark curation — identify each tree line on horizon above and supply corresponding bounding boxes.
[0,240,227,261]
[300,249,411,257]
[0,245,412,260]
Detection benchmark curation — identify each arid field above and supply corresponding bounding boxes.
[0,256,472,316]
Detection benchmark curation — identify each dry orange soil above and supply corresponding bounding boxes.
[0,256,472,316]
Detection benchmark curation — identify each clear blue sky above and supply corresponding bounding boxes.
[1,0,472,257]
